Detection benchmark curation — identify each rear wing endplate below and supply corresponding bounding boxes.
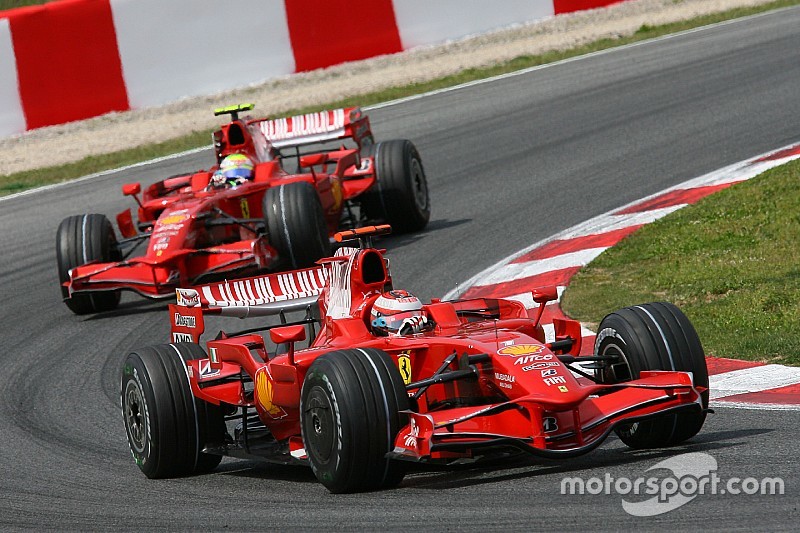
[170,267,327,343]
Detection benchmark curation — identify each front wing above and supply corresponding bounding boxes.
[66,237,274,298]
[390,371,705,461]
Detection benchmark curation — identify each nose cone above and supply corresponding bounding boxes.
[491,343,586,406]
[148,208,193,256]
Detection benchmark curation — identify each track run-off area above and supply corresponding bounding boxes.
[1,7,799,530]
[449,142,800,411]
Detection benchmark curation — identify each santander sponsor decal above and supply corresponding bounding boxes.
[173,312,196,328]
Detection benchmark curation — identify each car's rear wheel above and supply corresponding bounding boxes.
[301,348,408,493]
[595,302,708,448]
[56,214,122,314]
[121,343,226,478]
[263,181,331,269]
[361,140,429,233]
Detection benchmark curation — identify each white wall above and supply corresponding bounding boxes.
[0,18,25,137]
[110,0,297,109]
[392,0,555,49]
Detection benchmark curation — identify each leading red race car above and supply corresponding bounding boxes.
[120,225,710,493]
[57,104,429,314]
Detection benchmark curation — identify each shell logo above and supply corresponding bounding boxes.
[497,344,545,357]
[255,370,287,419]
[159,213,189,226]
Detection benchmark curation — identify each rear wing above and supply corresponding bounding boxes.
[253,107,373,150]
[170,267,327,343]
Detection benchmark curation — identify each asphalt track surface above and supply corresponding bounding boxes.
[2,8,799,530]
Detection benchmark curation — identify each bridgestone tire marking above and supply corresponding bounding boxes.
[81,214,98,310]
[169,344,200,471]
[278,185,296,267]
[635,305,675,371]
[373,143,388,218]
[634,305,679,440]
[358,348,392,484]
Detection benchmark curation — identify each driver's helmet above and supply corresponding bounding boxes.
[370,290,427,336]
[214,153,254,187]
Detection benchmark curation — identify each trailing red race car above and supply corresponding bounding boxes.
[56,104,430,314]
[121,225,710,493]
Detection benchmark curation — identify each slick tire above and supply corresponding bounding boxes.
[56,214,122,314]
[360,140,430,233]
[264,181,330,269]
[301,348,408,493]
[121,343,225,478]
[594,302,709,448]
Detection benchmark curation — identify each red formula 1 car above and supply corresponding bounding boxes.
[121,226,709,493]
[56,104,430,314]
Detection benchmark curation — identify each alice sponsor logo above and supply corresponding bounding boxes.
[176,289,200,307]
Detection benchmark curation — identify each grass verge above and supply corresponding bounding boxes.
[561,159,800,365]
[2,0,800,196]
[0,1,49,9]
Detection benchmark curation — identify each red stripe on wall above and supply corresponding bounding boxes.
[9,0,128,129]
[553,1,624,15]
[285,0,402,72]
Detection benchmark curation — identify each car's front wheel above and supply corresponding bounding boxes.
[595,302,709,448]
[301,348,408,493]
[56,214,122,314]
[121,343,226,478]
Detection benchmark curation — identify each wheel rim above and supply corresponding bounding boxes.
[303,386,335,463]
[124,380,148,453]
[598,341,632,383]
[410,159,428,212]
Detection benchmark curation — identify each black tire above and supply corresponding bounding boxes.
[121,343,226,478]
[594,302,708,449]
[56,214,122,314]
[301,348,408,493]
[263,181,330,269]
[361,139,429,233]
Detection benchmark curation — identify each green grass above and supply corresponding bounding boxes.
[0,0,50,9]
[2,0,799,196]
[561,159,800,365]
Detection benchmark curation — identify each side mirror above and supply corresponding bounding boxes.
[122,182,141,196]
[299,153,327,168]
[532,286,559,305]
[531,286,559,327]
[270,325,307,366]
[270,325,306,344]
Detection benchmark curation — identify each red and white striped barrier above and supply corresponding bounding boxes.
[446,143,800,409]
[0,0,623,137]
